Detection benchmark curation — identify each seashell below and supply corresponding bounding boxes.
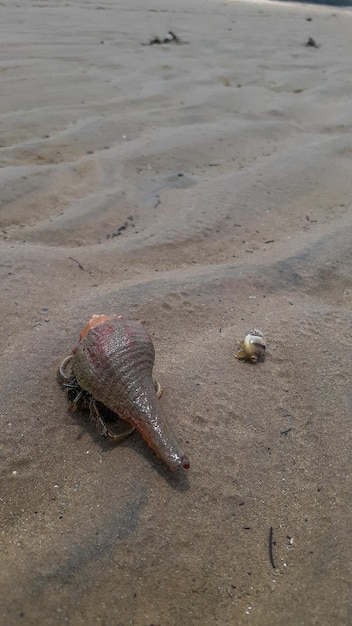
[60,314,190,471]
[235,329,266,363]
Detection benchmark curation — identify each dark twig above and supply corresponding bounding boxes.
[68,256,85,271]
[269,527,276,569]
[280,428,293,436]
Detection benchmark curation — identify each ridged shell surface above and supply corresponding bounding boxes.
[71,315,189,470]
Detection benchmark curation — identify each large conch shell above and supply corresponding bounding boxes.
[61,314,190,471]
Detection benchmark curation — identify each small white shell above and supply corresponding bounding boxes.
[236,329,266,362]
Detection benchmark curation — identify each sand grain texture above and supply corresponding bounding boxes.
[1,1,351,624]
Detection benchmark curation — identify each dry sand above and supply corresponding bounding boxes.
[1,0,352,624]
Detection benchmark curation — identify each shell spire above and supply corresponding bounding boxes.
[71,314,190,470]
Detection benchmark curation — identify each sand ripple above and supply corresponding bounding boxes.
[1,1,352,624]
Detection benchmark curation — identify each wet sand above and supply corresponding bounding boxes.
[1,0,351,624]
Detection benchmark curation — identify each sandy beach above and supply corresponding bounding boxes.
[1,0,352,624]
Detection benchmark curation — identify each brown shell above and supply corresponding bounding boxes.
[71,314,190,471]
